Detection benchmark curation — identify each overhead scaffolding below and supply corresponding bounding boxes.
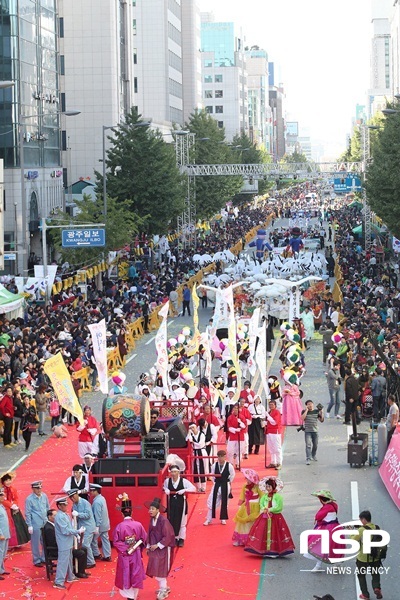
[175,132,196,249]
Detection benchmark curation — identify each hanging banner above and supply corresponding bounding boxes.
[44,353,84,424]
[155,302,170,391]
[247,307,260,377]
[88,319,108,394]
[393,237,400,254]
[186,286,202,357]
[379,431,400,509]
[200,331,213,382]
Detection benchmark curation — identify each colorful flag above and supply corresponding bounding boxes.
[44,353,84,424]
[255,323,269,399]
[88,319,108,394]
[221,285,242,400]
[247,307,260,377]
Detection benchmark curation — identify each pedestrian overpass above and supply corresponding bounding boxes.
[183,161,362,177]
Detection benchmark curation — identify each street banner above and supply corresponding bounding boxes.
[44,353,84,424]
[247,307,260,377]
[255,323,269,399]
[186,286,202,357]
[379,430,400,509]
[88,319,108,394]
[155,302,170,391]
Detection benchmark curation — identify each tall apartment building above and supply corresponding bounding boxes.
[0,0,63,275]
[268,63,285,159]
[245,47,272,153]
[369,0,392,116]
[200,14,248,141]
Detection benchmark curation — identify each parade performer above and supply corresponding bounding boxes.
[114,493,147,600]
[303,490,344,571]
[245,477,295,557]
[163,465,196,547]
[226,403,246,468]
[109,371,128,396]
[0,473,30,548]
[249,229,272,262]
[146,497,176,600]
[265,399,282,469]
[204,450,235,526]
[248,395,266,455]
[186,422,208,493]
[76,405,99,458]
[281,371,303,426]
[232,469,262,546]
[52,496,84,590]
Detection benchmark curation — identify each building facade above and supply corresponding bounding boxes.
[369,0,392,117]
[246,47,271,152]
[200,14,248,141]
[0,0,64,275]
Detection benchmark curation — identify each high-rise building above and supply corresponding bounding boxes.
[200,13,248,141]
[268,63,285,159]
[369,0,392,116]
[0,0,64,275]
[246,47,271,152]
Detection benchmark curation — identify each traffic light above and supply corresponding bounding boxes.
[249,177,254,185]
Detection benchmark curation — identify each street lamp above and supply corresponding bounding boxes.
[19,109,80,274]
[102,120,150,220]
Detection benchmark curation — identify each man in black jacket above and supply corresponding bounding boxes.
[344,366,361,425]
[43,509,90,578]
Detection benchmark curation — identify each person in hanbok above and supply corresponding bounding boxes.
[303,490,344,572]
[244,477,295,557]
[301,307,315,345]
[232,469,262,546]
[163,465,196,548]
[186,422,208,492]
[248,396,266,455]
[113,494,147,600]
[0,473,30,548]
[281,373,303,426]
[146,497,176,600]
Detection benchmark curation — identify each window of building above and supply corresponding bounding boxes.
[169,78,182,99]
[204,59,212,68]
[215,90,223,98]
[169,50,182,72]
[60,55,65,75]
[168,22,181,45]
[133,19,136,34]
[61,130,67,152]
[134,77,138,93]
[204,90,212,98]
[205,106,213,114]
[217,121,224,129]
[59,17,64,38]
[215,106,223,114]
[204,75,212,83]
[215,74,223,83]
[61,93,66,113]
[170,106,183,125]
[133,48,137,64]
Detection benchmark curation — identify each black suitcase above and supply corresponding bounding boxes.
[347,433,368,467]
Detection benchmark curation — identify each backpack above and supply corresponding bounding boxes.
[364,525,388,562]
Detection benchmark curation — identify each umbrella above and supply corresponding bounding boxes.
[198,254,213,265]
[192,254,202,263]
[250,281,261,290]
[224,250,236,261]
[213,251,227,261]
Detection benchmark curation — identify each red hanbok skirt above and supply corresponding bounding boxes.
[307,521,345,563]
[244,512,295,557]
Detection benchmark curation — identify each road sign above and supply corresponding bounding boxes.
[62,228,106,248]
[4,253,16,261]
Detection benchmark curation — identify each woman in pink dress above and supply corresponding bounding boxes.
[303,489,345,571]
[281,375,303,426]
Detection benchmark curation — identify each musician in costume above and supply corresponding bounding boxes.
[53,496,85,590]
[204,450,235,526]
[186,422,208,493]
[63,465,89,501]
[114,494,147,600]
[43,508,90,578]
[146,497,176,600]
[226,403,246,468]
[76,405,99,458]
[163,465,196,547]
[0,487,11,578]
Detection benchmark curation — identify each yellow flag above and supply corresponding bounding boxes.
[44,353,84,425]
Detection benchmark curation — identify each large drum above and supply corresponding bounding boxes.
[102,394,151,439]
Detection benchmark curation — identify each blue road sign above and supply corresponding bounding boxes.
[333,173,362,194]
[62,228,106,248]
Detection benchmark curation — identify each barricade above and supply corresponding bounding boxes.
[107,347,125,372]
[73,367,92,393]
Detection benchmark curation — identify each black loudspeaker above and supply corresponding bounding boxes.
[93,458,160,486]
[165,417,188,449]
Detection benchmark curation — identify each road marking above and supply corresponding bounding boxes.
[169,320,175,326]
[126,353,137,365]
[145,335,156,346]
[350,480,362,599]
[8,455,28,471]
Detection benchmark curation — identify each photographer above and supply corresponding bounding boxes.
[301,400,324,466]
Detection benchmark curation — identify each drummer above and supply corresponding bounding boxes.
[150,410,166,433]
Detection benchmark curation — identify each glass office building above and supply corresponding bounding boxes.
[201,22,235,67]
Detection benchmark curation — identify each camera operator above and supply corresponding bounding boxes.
[301,400,324,466]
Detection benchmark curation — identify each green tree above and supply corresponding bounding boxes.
[95,108,186,234]
[365,109,400,236]
[48,195,143,265]
[282,150,308,164]
[186,110,243,218]
[230,132,272,200]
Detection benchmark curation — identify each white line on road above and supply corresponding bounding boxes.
[350,480,362,599]
[145,335,156,346]
[8,455,28,471]
[126,353,137,365]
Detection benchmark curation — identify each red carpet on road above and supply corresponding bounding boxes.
[3,430,279,599]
